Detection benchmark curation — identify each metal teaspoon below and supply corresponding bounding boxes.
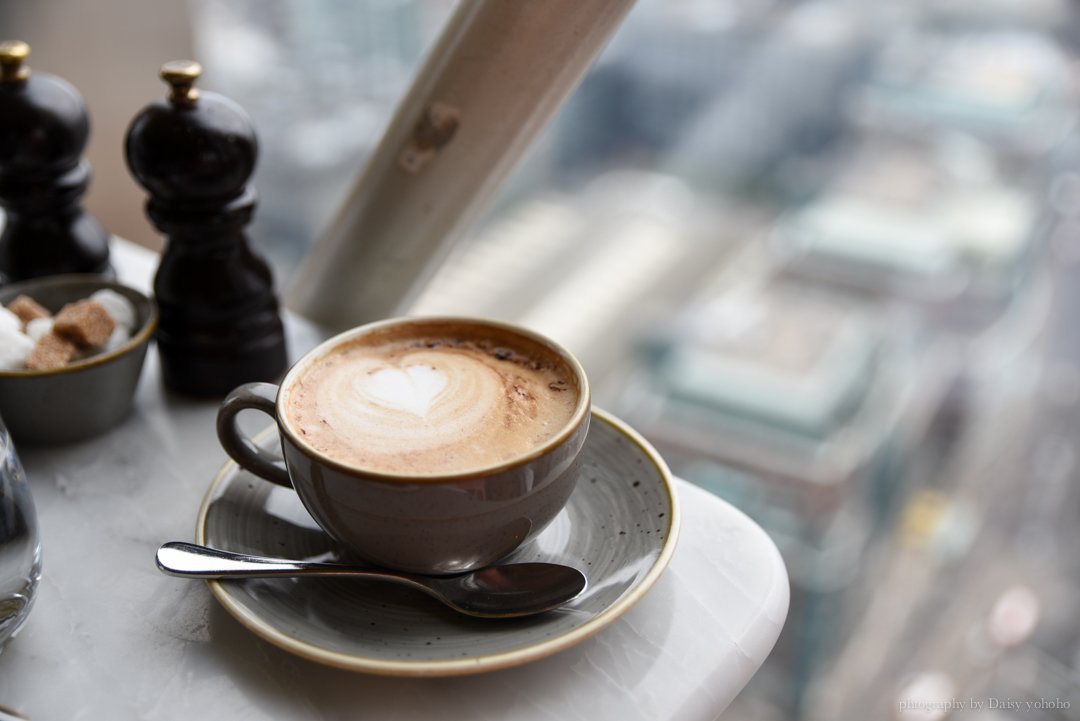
[156,542,587,618]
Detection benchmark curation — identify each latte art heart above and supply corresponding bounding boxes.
[285,336,579,475]
[360,365,448,418]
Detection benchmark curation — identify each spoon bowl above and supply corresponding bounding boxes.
[157,542,587,618]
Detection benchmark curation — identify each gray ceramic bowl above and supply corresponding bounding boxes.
[0,275,158,444]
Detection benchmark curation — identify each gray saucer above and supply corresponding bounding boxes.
[195,407,680,676]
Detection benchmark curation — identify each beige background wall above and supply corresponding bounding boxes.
[3,0,195,250]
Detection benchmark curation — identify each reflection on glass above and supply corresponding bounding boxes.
[0,414,41,653]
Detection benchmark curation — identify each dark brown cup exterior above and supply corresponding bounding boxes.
[281,414,588,574]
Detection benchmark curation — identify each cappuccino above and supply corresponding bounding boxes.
[284,325,581,475]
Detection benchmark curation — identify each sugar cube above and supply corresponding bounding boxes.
[102,325,131,353]
[25,317,53,341]
[54,300,116,348]
[90,289,137,333]
[0,325,34,370]
[25,332,78,371]
[7,295,51,326]
[0,306,20,334]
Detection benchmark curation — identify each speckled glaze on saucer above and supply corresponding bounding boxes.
[195,407,679,676]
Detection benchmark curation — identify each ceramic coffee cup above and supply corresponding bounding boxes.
[216,317,590,575]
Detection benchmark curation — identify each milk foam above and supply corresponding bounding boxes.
[363,364,448,418]
[286,337,579,475]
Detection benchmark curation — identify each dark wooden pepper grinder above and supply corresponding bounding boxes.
[0,40,112,285]
[124,60,287,396]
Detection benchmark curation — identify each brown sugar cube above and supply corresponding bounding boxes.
[7,295,51,326]
[25,332,78,371]
[53,299,116,348]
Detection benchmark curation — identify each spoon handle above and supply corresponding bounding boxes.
[156,541,381,579]
[157,542,470,613]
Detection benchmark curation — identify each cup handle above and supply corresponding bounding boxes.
[216,382,293,488]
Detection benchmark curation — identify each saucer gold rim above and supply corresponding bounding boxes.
[194,406,680,677]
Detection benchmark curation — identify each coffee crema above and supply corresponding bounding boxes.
[284,333,581,475]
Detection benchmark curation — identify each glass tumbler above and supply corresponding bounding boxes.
[0,413,41,652]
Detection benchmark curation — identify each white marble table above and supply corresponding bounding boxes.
[0,241,788,720]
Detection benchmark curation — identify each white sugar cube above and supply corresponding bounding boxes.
[90,289,137,332]
[0,306,20,334]
[25,317,53,341]
[0,325,34,370]
[102,325,131,353]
